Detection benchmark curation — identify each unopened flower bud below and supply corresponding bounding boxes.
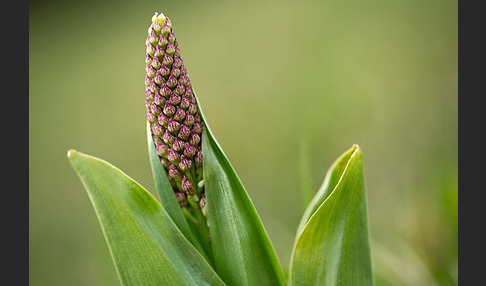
[174,191,187,207]
[168,164,182,181]
[200,193,207,217]
[181,176,195,195]
[183,143,197,158]
[179,155,193,172]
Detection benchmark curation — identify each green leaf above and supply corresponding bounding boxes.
[194,90,287,286]
[296,144,356,235]
[289,145,373,286]
[146,123,210,262]
[68,150,225,286]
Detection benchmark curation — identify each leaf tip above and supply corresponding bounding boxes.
[67,149,78,159]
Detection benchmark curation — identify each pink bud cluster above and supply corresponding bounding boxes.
[145,13,205,210]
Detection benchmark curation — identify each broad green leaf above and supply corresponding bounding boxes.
[193,89,287,286]
[146,123,210,263]
[289,145,373,286]
[68,150,225,286]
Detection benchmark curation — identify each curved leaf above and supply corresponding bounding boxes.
[296,145,356,235]
[289,145,373,286]
[193,89,287,286]
[68,150,225,286]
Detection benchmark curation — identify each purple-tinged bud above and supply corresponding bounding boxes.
[161,157,170,168]
[152,123,164,136]
[146,43,155,57]
[194,113,202,123]
[163,102,176,117]
[168,119,181,135]
[145,89,154,101]
[150,102,162,116]
[167,32,176,45]
[183,113,194,127]
[146,111,156,123]
[188,132,201,147]
[183,143,197,158]
[150,80,160,94]
[163,130,175,145]
[156,143,169,156]
[195,147,203,168]
[153,93,166,107]
[188,102,197,115]
[181,176,195,195]
[173,107,186,122]
[178,125,191,141]
[154,71,165,86]
[167,149,181,164]
[174,82,185,95]
[160,65,171,78]
[180,96,190,110]
[179,74,189,86]
[181,65,187,76]
[159,83,171,99]
[153,20,162,35]
[175,46,181,58]
[172,66,181,79]
[148,30,158,46]
[173,56,183,68]
[145,75,152,87]
[145,99,151,111]
[159,33,168,48]
[199,193,207,217]
[169,93,181,105]
[166,75,177,89]
[164,17,172,28]
[154,44,164,59]
[151,56,162,70]
[192,121,203,135]
[166,43,176,56]
[162,53,173,68]
[185,88,195,102]
[179,155,193,172]
[147,65,156,78]
[158,113,169,127]
[172,138,185,152]
[161,22,171,37]
[174,191,187,207]
[168,164,182,181]
[145,54,153,65]
[153,135,163,145]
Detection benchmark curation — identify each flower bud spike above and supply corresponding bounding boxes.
[146,12,205,220]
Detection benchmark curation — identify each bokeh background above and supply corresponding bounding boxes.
[29,0,458,285]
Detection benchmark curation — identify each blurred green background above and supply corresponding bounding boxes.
[29,0,457,285]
